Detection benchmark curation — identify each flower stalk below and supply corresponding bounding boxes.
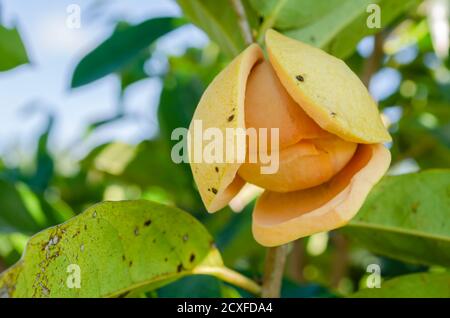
[261,244,290,298]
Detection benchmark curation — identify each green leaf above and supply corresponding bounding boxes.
[0,178,73,237]
[343,170,450,267]
[392,112,450,170]
[177,0,251,58]
[70,17,182,88]
[281,280,337,298]
[115,21,152,92]
[283,0,420,59]
[0,179,42,234]
[87,140,203,214]
[214,202,265,267]
[26,116,55,194]
[119,50,150,92]
[250,0,342,31]
[351,272,450,298]
[0,200,221,297]
[0,25,29,71]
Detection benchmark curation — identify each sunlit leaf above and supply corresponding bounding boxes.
[249,0,342,31]
[0,200,222,297]
[0,25,29,71]
[177,0,256,58]
[282,0,420,59]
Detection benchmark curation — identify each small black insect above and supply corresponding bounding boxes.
[296,75,304,82]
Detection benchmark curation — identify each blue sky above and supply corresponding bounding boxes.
[0,0,398,165]
[0,0,207,162]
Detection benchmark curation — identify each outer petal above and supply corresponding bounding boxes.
[265,29,391,144]
[252,144,391,246]
[188,44,264,212]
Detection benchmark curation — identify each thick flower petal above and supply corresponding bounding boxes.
[252,144,391,246]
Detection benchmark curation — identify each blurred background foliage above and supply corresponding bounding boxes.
[0,0,449,297]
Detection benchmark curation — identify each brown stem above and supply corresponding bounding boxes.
[0,258,6,273]
[288,239,305,283]
[229,0,254,45]
[361,33,384,87]
[261,244,289,298]
[330,233,349,288]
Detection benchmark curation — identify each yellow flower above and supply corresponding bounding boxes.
[188,30,391,247]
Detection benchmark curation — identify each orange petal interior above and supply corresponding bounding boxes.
[252,144,391,246]
[239,59,358,192]
[244,60,329,149]
[238,137,357,192]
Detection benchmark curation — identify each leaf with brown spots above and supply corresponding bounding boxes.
[0,200,225,298]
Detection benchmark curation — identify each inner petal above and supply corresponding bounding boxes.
[244,60,329,149]
[251,144,391,246]
[238,137,357,192]
[242,59,358,191]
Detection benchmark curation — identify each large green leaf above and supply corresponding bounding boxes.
[351,272,450,298]
[177,0,255,58]
[0,200,223,297]
[343,170,450,267]
[0,25,29,71]
[283,0,420,59]
[71,17,182,88]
